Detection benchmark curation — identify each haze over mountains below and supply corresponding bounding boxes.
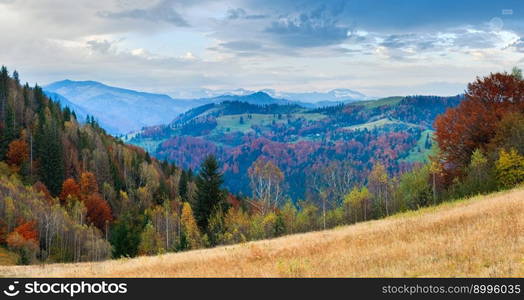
[44,80,193,134]
[170,87,372,103]
[43,80,371,134]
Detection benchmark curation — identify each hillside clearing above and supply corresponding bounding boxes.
[214,113,327,134]
[352,96,403,108]
[343,118,418,131]
[1,187,523,278]
[402,129,435,163]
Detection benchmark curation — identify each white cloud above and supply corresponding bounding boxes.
[0,0,523,97]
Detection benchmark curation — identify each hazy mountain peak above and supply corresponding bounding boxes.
[46,79,105,89]
[43,79,373,135]
[43,80,193,135]
[249,91,273,98]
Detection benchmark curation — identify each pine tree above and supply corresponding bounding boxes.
[0,66,10,158]
[424,133,432,149]
[12,70,19,85]
[63,106,71,122]
[110,211,145,258]
[194,155,226,232]
[179,169,188,201]
[0,66,8,122]
[34,110,65,196]
[5,102,18,141]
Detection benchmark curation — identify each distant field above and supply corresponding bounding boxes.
[353,96,404,109]
[343,118,417,131]
[214,113,327,133]
[2,187,522,278]
[402,129,435,163]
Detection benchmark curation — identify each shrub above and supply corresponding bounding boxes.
[496,148,524,188]
[6,231,38,265]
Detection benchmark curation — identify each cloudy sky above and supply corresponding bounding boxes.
[1,0,523,97]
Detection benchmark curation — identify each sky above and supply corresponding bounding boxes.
[0,0,523,98]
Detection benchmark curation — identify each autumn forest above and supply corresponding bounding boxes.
[0,65,523,266]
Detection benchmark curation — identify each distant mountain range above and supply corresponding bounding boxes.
[168,88,256,99]
[44,80,193,134]
[262,88,372,103]
[44,80,370,134]
[169,87,372,103]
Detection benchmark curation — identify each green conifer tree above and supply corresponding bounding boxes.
[194,155,226,233]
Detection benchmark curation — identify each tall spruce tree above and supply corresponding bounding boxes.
[12,70,19,84]
[0,66,9,158]
[0,66,8,121]
[194,155,226,232]
[110,211,146,258]
[179,169,188,201]
[34,109,65,196]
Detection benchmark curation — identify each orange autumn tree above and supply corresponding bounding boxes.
[59,178,81,204]
[6,221,39,265]
[80,171,99,196]
[434,72,524,181]
[78,172,113,231]
[6,139,29,169]
[13,221,39,242]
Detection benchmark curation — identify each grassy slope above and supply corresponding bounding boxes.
[352,96,403,109]
[402,129,435,163]
[343,118,418,131]
[1,187,522,278]
[214,113,327,134]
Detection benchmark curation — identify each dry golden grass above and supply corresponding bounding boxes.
[1,187,523,277]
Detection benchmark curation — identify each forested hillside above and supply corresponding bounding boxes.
[0,66,189,263]
[129,95,462,200]
[43,80,194,134]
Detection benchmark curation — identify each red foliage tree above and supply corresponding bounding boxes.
[59,178,81,204]
[434,72,524,180]
[84,193,113,231]
[13,221,39,242]
[6,139,29,167]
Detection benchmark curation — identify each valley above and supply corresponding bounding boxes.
[127,95,461,200]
